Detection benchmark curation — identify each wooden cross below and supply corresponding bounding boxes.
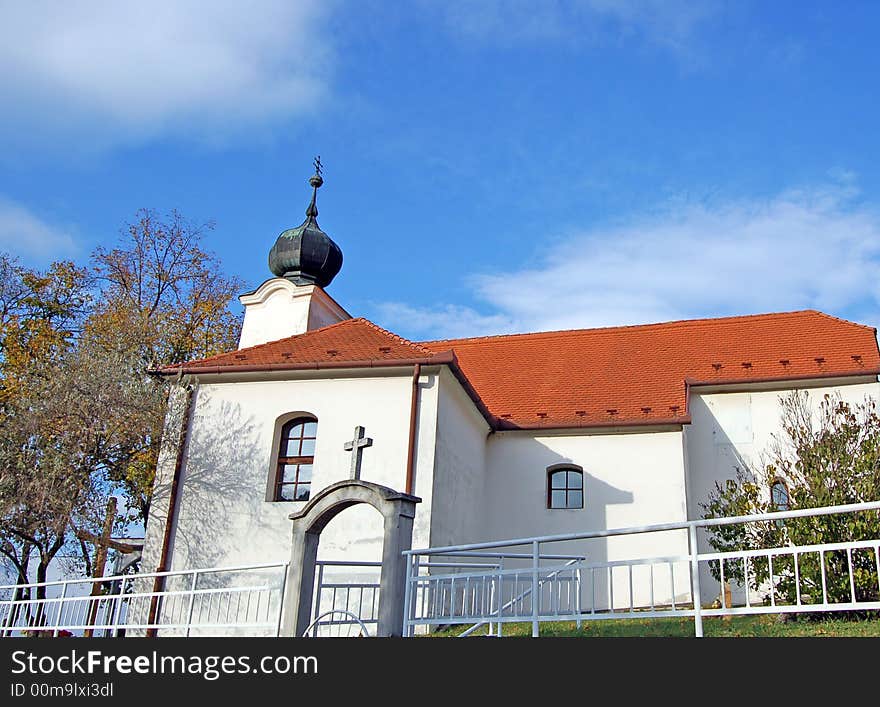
[344,426,373,480]
[83,497,117,637]
[74,498,144,637]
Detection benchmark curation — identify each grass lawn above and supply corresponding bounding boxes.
[426,614,880,637]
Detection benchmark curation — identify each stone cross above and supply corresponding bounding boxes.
[344,426,373,480]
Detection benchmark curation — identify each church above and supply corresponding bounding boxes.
[140,164,880,633]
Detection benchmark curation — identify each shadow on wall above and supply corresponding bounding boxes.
[167,389,284,576]
[481,439,648,610]
[540,445,636,612]
[689,395,759,607]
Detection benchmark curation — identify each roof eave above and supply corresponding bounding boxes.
[494,415,690,432]
[149,350,457,377]
[685,368,880,389]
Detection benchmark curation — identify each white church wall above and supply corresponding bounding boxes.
[427,368,490,550]
[141,369,441,577]
[481,428,691,609]
[685,377,880,605]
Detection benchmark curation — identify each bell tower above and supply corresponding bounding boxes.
[238,158,350,349]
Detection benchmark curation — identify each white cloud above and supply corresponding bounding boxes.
[373,302,518,341]
[0,197,77,262]
[374,181,880,340]
[0,1,334,150]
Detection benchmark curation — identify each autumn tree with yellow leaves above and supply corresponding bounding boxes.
[0,210,241,602]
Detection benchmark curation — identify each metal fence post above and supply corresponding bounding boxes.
[497,560,504,637]
[111,577,127,637]
[52,581,69,637]
[402,554,414,638]
[531,540,540,637]
[688,524,703,638]
[184,571,199,638]
[313,562,325,632]
[275,565,288,637]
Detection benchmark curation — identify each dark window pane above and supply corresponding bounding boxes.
[568,490,583,509]
[772,482,789,510]
[550,472,567,489]
[295,484,311,501]
[550,490,566,508]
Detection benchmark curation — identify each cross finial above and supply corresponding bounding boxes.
[343,425,373,480]
[306,155,324,216]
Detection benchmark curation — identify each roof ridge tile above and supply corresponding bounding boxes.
[418,309,861,347]
[356,318,436,356]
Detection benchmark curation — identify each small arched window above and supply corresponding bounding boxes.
[274,417,317,501]
[547,466,583,509]
[771,479,790,513]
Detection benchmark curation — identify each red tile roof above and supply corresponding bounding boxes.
[422,310,880,429]
[163,310,880,430]
[163,318,447,372]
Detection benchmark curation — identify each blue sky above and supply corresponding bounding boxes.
[2,1,880,340]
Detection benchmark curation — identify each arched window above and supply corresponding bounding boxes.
[547,466,583,509]
[771,479,790,513]
[274,417,317,501]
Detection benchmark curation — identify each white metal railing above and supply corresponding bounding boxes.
[310,560,381,637]
[457,557,584,637]
[402,501,880,637]
[402,550,585,637]
[309,558,513,637]
[0,562,288,637]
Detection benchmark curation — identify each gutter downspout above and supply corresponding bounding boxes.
[146,383,195,637]
[405,364,421,495]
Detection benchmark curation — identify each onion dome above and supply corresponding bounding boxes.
[268,157,343,288]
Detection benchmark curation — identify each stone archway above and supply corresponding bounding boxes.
[281,480,420,637]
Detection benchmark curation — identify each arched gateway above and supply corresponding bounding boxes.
[281,480,420,637]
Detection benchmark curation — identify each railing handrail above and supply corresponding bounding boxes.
[0,561,289,594]
[415,562,585,584]
[405,500,880,556]
[0,584,274,607]
[430,551,586,561]
[698,537,880,562]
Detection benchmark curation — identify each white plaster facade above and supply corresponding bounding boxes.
[140,279,880,617]
[237,278,350,349]
[141,365,880,611]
